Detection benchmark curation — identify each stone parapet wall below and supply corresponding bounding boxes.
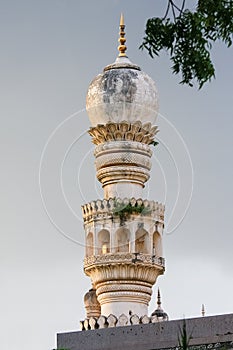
[82,197,164,223]
[57,313,233,350]
[80,312,167,331]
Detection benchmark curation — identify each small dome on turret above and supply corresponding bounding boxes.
[84,288,101,319]
[86,15,159,127]
[151,289,168,321]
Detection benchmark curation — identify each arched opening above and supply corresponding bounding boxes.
[153,231,162,257]
[86,232,94,256]
[135,228,149,254]
[98,229,110,255]
[115,228,130,253]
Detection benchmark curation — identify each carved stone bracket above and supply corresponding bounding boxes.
[84,260,164,287]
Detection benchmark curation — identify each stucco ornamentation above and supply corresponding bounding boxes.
[89,121,159,145]
[84,253,165,269]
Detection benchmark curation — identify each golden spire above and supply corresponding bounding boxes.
[118,13,127,57]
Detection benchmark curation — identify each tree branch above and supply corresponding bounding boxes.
[163,1,171,20]
[141,0,233,88]
[163,1,187,21]
[181,0,186,12]
[170,0,184,14]
[170,1,177,21]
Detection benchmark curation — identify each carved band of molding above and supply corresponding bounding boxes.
[94,140,152,157]
[97,290,151,300]
[96,281,152,296]
[97,279,153,289]
[97,291,151,305]
[84,262,164,285]
[88,121,159,145]
[95,151,152,172]
[96,166,150,186]
[84,253,165,269]
[80,312,168,331]
[82,197,165,223]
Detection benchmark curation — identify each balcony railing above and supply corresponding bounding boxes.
[84,252,165,268]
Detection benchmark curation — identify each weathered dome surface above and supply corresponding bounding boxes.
[84,288,101,319]
[84,288,100,306]
[86,56,159,127]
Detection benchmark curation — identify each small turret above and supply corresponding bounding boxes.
[151,289,168,321]
[84,288,101,319]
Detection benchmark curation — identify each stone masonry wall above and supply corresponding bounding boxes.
[57,313,233,350]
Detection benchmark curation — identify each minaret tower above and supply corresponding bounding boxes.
[82,15,165,321]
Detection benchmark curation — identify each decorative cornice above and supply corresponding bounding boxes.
[96,280,152,296]
[88,121,159,145]
[84,256,164,286]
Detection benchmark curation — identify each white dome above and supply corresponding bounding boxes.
[86,56,159,127]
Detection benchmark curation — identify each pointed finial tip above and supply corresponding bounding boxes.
[202,304,205,317]
[118,13,127,57]
[120,13,125,26]
[120,13,124,26]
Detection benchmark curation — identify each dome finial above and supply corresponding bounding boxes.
[118,13,127,57]
[151,288,168,321]
[157,288,161,308]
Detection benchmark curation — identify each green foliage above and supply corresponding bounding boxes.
[178,319,192,350]
[149,140,159,147]
[113,201,151,223]
[140,0,233,88]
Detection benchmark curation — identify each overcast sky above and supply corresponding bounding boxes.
[1,1,233,349]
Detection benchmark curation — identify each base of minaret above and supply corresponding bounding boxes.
[84,253,164,318]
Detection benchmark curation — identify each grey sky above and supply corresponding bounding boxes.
[1,1,233,349]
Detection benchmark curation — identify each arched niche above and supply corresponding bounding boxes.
[135,228,149,254]
[153,231,162,257]
[115,227,130,253]
[98,229,110,255]
[86,232,94,256]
